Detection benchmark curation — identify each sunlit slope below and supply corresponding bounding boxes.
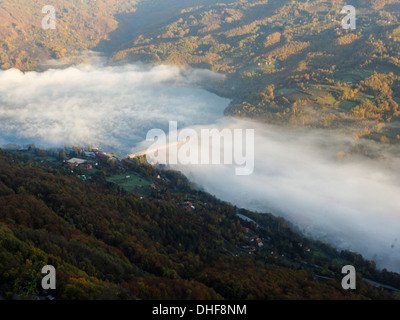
[0,0,138,70]
[111,0,400,143]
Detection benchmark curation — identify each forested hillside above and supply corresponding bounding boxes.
[111,0,400,144]
[0,148,399,300]
[0,0,138,70]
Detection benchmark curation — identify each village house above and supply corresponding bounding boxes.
[183,201,195,211]
[80,163,93,170]
[67,158,87,167]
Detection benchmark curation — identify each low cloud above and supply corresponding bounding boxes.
[170,119,400,272]
[0,60,228,151]
[1,60,400,272]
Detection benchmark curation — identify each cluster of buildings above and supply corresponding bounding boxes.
[297,242,311,253]
[258,59,274,66]
[249,234,264,248]
[63,146,121,169]
[240,228,265,255]
[66,158,94,169]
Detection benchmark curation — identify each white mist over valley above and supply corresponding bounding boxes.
[1,60,400,272]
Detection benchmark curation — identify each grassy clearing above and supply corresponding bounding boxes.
[86,168,99,176]
[334,69,371,84]
[107,174,152,195]
[304,86,338,106]
[339,100,356,110]
[32,155,58,163]
[276,87,298,97]
[315,94,337,106]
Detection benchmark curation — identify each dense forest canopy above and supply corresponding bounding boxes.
[0,148,399,300]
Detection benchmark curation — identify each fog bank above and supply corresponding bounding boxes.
[0,62,228,151]
[170,119,400,272]
[1,61,399,272]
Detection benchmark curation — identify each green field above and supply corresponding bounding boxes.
[333,69,371,84]
[107,174,152,195]
[276,87,298,97]
[339,100,357,110]
[312,91,337,106]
